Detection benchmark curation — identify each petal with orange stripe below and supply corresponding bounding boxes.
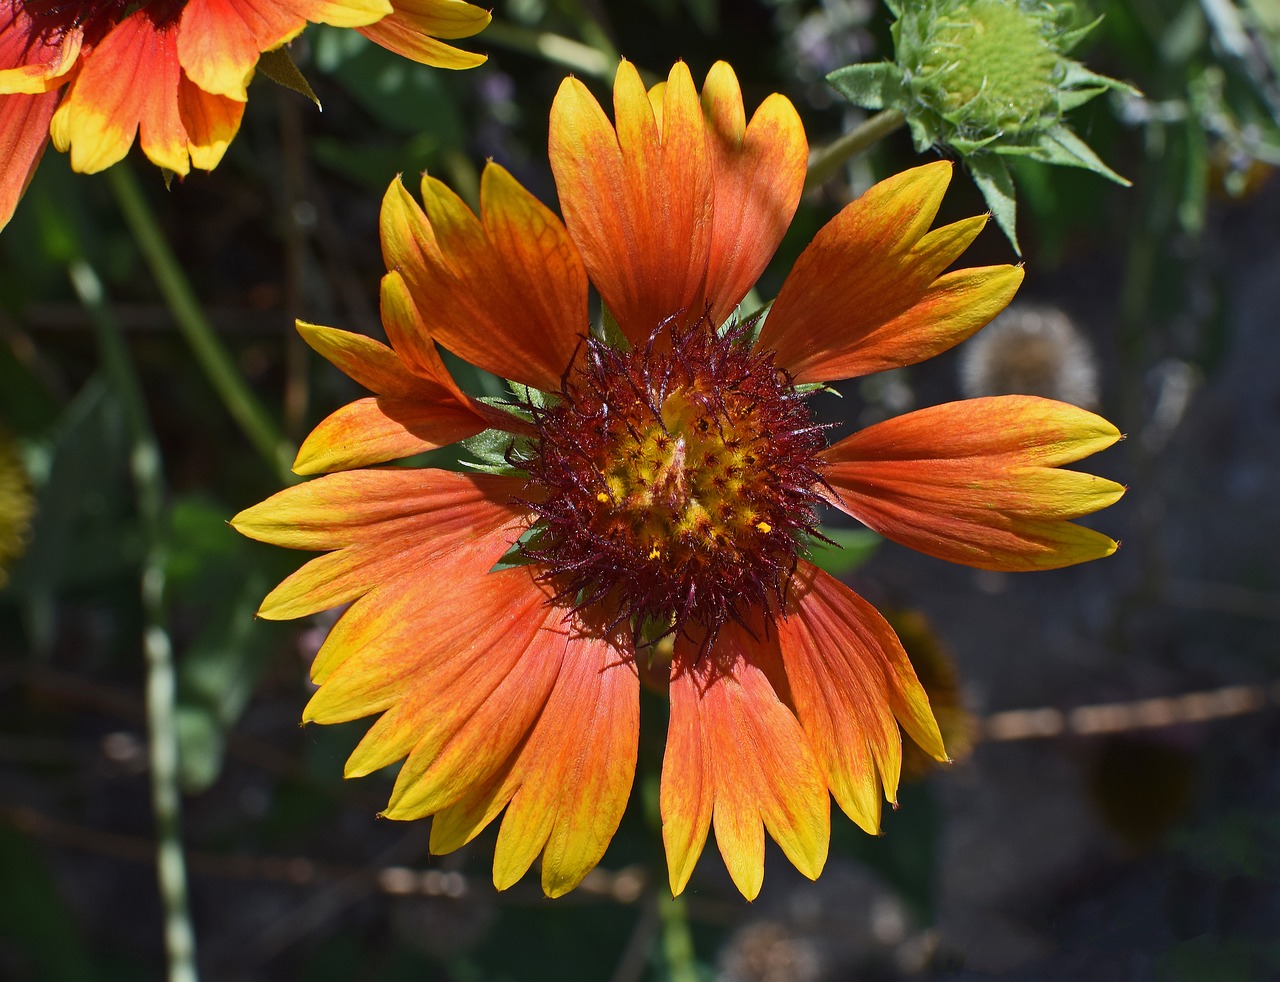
[757,161,1021,383]
[661,620,829,900]
[821,395,1126,571]
[549,61,712,345]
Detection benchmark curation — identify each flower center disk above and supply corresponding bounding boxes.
[522,323,827,643]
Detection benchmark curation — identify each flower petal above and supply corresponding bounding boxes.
[287,0,393,28]
[430,626,639,897]
[380,165,588,391]
[50,11,186,175]
[0,90,56,231]
[293,395,488,474]
[699,61,806,327]
[177,0,304,100]
[549,61,713,345]
[758,161,1019,383]
[178,73,244,171]
[230,467,527,620]
[357,0,490,70]
[662,621,829,900]
[0,9,82,94]
[779,562,945,830]
[821,395,1125,571]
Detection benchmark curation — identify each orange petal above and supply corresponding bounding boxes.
[549,61,713,345]
[0,10,82,94]
[178,73,244,171]
[779,562,945,831]
[357,0,489,70]
[821,395,1125,571]
[699,61,806,327]
[230,468,527,620]
[293,395,489,474]
[758,161,1018,383]
[49,10,188,175]
[662,620,829,900]
[362,567,570,818]
[430,625,639,897]
[0,90,56,231]
[177,0,304,100]
[380,166,587,391]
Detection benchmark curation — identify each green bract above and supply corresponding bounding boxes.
[829,0,1139,251]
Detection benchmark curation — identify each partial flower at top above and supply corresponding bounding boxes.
[828,0,1138,250]
[0,0,490,230]
[233,61,1125,900]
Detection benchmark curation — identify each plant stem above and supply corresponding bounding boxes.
[69,258,199,982]
[104,165,295,483]
[805,108,907,191]
[658,894,699,982]
[482,19,614,81]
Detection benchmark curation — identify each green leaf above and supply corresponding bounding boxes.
[826,62,902,111]
[805,526,882,576]
[967,152,1021,254]
[258,46,321,108]
[593,304,630,350]
[1030,124,1132,185]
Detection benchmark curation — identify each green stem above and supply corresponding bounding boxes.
[104,165,295,483]
[804,108,907,191]
[69,259,199,982]
[657,894,699,982]
[482,19,615,81]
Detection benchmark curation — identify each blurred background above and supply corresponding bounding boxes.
[3,0,1280,979]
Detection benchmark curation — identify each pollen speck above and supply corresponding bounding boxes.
[756,521,772,534]
[597,492,611,503]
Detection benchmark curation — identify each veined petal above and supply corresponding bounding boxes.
[49,10,190,175]
[230,468,527,620]
[758,162,1016,383]
[779,562,945,830]
[380,166,587,391]
[177,0,304,100]
[549,61,713,346]
[662,621,829,900]
[821,396,1125,571]
[357,0,489,69]
[699,61,806,327]
[370,567,570,818]
[286,0,393,28]
[0,89,56,231]
[178,74,244,170]
[0,8,82,94]
[430,626,639,897]
[293,395,488,474]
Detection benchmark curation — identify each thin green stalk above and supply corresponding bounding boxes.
[804,108,908,191]
[69,258,198,982]
[482,19,614,81]
[657,894,699,982]
[105,165,295,483]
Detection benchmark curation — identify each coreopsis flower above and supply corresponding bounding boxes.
[233,61,1125,899]
[0,0,490,229]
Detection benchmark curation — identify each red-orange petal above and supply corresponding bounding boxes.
[549,61,713,345]
[380,165,587,391]
[178,72,244,171]
[429,625,639,897]
[0,8,82,94]
[49,10,187,175]
[757,161,1020,383]
[229,467,527,621]
[778,562,946,831]
[356,0,489,70]
[662,620,829,900]
[177,0,304,100]
[699,61,806,327]
[0,89,56,230]
[821,395,1126,571]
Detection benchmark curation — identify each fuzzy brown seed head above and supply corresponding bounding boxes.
[522,321,827,646]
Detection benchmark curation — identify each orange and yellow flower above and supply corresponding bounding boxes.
[233,61,1125,900]
[0,0,490,229]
